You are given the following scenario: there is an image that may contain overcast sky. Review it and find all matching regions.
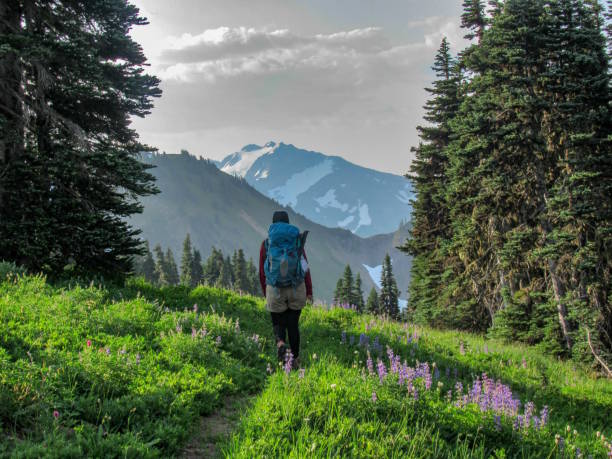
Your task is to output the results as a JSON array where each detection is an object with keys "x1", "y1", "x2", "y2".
[{"x1": 129, "y1": 0, "x2": 467, "y2": 174}]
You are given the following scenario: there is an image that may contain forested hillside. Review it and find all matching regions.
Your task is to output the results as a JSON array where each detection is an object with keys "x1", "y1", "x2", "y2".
[{"x1": 403, "y1": 0, "x2": 611, "y2": 368}]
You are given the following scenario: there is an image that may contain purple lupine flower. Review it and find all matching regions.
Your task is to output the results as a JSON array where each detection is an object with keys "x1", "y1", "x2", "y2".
[
  {"x1": 341, "y1": 331, "x2": 347, "y2": 344},
  {"x1": 53, "y1": 410, "x2": 59, "y2": 419},
  {"x1": 215, "y1": 335, "x2": 222, "y2": 346},
  {"x1": 359, "y1": 333, "x2": 369, "y2": 347},
  {"x1": 539, "y1": 405, "x2": 549, "y2": 427},
  {"x1": 105, "y1": 347, "x2": 111, "y2": 356},
  {"x1": 200, "y1": 325, "x2": 208, "y2": 337},
  {"x1": 366, "y1": 351, "x2": 374, "y2": 375},
  {"x1": 284, "y1": 350, "x2": 294, "y2": 375},
  {"x1": 349, "y1": 335, "x2": 355, "y2": 346},
  {"x1": 377, "y1": 359, "x2": 387, "y2": 384},
  {"x1": 371, "y1": 391, "x2": 377, "y2": 402},
  {"x1": 434, "y1": 367, "x2": 440, "y2": 381}
]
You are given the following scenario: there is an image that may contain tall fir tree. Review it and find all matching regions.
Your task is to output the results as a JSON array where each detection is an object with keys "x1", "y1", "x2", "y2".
[
  {"x1": 379, "y1": 254, "x2": 399, "y2": 319},
  {"x1": 203, "y1": 247, "x2": 224, "y2": 286},
  {"x1": 180, "y1": 234, "x2": 194, "y2": 287},
  {"x1": 366, "y1": 287, "x2": 380, "y2": 315},
  {"x1": 165, "y1": 248, "x2": 179, "y2": 286},
  {"x1": 153, "y1": 244, "x2": 167, "y2": 286},
  {"x1": 401, "y1": 37, "x2": 461, "y2": 327},
  {"x1": 233, "y1": 249, "x2": 249, "y2": 293},
  {"x1": 0, "y1": 1, "x2": 161, "y2": 279},
  {"x1": 191, "y1": 249, "x2": 204, "y2": 287},
  {"x1": 139, "y1": 241, "x2": 157, "y2": 284},
  {"x1": 340, "y1": 265, "x2": 355, "y2": 306},
  {"x1": 353, "y1": 273, "x2": 365, "y2": 312},
  {"x1": 246, "y1": 258, "x2": 260, "y2": 296},
  {"x1": 333, "y1": 278, "x2": 343, "y2": 305}
]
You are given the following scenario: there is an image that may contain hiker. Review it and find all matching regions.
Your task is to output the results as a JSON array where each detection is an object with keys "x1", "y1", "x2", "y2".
[{"x1": 259, "y1": 211, "x2": 312, "y2": 369}]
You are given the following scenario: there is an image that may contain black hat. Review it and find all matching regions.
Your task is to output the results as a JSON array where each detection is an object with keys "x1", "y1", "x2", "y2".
[{"x1": 272, "y1": 211, "x2": 289, "y2": 224}]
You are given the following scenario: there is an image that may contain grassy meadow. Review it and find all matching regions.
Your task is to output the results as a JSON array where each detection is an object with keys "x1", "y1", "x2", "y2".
[{"x1": 0, "y1": 275, "x2": 610, "y2": 458}]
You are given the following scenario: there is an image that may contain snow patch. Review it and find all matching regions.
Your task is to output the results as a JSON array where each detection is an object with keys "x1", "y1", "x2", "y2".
[
  {"x1": 254, "y1": 169, "x2": 269, "y2": 180},
  {"x1": 268, "y1": 159, "x2": 334, "y2": 207},
  {"x1": 338, "y1": 215, "x2": 355, "y2": 227},
  {"x1": 363, "y1": 264, "x2": 382, "y2": 289},
  {"x1": 354, "y1": 202, "x2": 372, "y2": 233},
  {"x1": 221, "y1": 145, "x2": 274, "y2": 177},
  {"x1": 315, "y1": 189, "x2": 349, "y2": 212}
]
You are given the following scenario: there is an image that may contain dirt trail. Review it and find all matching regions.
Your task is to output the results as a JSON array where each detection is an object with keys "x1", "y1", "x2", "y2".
[{"x1": 182, "y1": 395, "x2": 253, "y2": 459}]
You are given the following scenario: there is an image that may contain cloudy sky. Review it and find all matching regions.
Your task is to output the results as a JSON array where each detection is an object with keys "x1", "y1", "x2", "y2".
[{"x1": 129, "y1": 0, "x2": 467, "y2": 174}]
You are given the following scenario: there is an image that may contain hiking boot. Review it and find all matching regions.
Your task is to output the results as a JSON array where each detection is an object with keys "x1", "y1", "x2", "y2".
[{"x1": 277, "y1": 343, "x2": 288, "y2": 362}]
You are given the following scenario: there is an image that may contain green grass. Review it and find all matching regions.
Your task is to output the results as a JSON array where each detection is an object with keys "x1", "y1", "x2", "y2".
[{"x1": 0, "y1": 275, "x2": 610, "y2": 458}]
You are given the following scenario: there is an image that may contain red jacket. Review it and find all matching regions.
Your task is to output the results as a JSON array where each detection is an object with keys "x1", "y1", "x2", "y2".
[{"x1": 259, "y1": 240, "x2": 313, "y2": 297}]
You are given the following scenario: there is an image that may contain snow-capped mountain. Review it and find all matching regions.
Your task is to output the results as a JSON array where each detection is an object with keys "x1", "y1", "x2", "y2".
[{"x1": 217, "y1": 141, "x2": 413, "y2": 237}]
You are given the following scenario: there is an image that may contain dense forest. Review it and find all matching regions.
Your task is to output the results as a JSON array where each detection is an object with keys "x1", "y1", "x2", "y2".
[
  {"x1": 403, "y1": 0, "x2": 611, "y2": 369},
  {"x1": 134, "y1": 234, "x2": 262, "y2": 296}
]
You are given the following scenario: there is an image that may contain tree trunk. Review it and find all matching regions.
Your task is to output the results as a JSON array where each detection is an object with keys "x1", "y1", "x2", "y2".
[{"x1": 548, "y1": 257, "x2": 573, "y2": 351}]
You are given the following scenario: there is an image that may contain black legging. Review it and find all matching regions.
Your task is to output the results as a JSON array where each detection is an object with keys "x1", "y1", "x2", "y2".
[{"x1": 270, "y1": 308, "x2": 302, "y2": 358}]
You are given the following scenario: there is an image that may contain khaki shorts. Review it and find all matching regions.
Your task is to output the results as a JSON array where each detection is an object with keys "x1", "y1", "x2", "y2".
[{"x1": 265, "y1": 281, "x2": 307, "y2": 313}]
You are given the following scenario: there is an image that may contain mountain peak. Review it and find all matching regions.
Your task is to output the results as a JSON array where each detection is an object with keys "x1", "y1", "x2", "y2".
[
  {"x1": 241, "y1": 144, "x2": 262, "y2": 152},
  {"x1": 264, "y1": 141, "x2": 277, "y2": 148}
]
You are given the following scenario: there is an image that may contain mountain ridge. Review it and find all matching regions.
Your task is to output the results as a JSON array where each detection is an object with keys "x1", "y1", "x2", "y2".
[{"x1": 216, "y1": 142, "x2": 413, "y2": 237}]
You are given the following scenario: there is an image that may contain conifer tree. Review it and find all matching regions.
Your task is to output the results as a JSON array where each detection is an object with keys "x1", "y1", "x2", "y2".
[
  {"x1": 191, "y1": 249, "x2": 204, "y2": 287},
  {"x1": 203, "y1": 247, "x2": 223, "y2": 286},
  {"x1": 217, "y1": 256, "x2": 233, "y2": 288},
  {"x1": 165, "y1": 248, "x2": 179, "y2": 286},
  {"x1": 180, "y1": 234, "x2": 194, "y2": 287},
  {"x1": 341, "y1": 265, "x2": 354, "y2": 305},
  {"x1": 461, "y1": 0, "x2": 486, "y2": 41},
  {"x1": 0, "y1": 1, "x2": 161, "y2": 279},
  {"x1": 246, "y1": 258, "x2": 260, "y2": 296},
  {"x1": 366, "y1": 287, "x2": 380, "y2": 315},
  {"x1": 401, "y1": 37, "x2": 461, "y2": 327},
  {"x1": 353, "y1": 273, "x2": 365, "y2": 312},
  {"x1": 233, "y1": 249, "x2": 249, "y2": 293},
  {"x1": 139, "y1": 242, "x2": 157, "y2": 284},
  {"x1": 333, "y1": 279, "x2": 343, "y2": 305},
  {"x1": 153, "y1": 244, "x2": 167, "y2": 286},
  {"x1": 379, "y1": 254, "x2": 399, "y2": 319}
]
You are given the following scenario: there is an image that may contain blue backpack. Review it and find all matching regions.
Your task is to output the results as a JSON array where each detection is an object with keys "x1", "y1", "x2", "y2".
[{"x1": 264, "y1": 222, "x2": 307, "y2": 288}]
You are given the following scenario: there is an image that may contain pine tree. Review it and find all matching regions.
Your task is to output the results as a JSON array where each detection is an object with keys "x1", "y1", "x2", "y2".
[
  {"x1": 233, "y1": 249, "x2": 249, "y2": 293},
  {"x1": 366, "y1": 287, "x2": 380, "y2": 315},
  {"x1": 180, "y1": 234, "x2": 194, "y2": 287},
  {"x1": 379, "y1": 254, "x2": 399, "y2": 319},
  {"x1": 203, "y1": 247, "x2": 223, "y2": 286},
  {"x1": 333, "y1": 279, "x2": 343, "y2": 305},
  {"x1": 191, "y1": 249, "x2": 204, "y2": 287},
  {"x1": 217, "y1": 256, "x2": 233, "y2": 289},
  {"x1": 0, "y1": 1, "x2": 161, "y2": 279},
  {"x1": 139, "y1": 241, "x2": 157, "y2": 284},
  {"x1": 340, "y1": 265, "x2": 354, "y2": 306},
  {"x1": 461, "y1": 0, "x2": 486, "y2": 41},
  {"x1": 401, "y1": 37, "x2": 461, "y2": 327},
  {"x1": 246, "y1": 258, "x2": 260, "y2": 296},
  {"x1": 165, "y1": 248, "x2": 179, "y2": 286},
  {"x1": 153, "y1": 244, "x2": 167, "y2": 286},
  {"x1": 353, "y1": 273, "x2": 365, "y2": 312}
]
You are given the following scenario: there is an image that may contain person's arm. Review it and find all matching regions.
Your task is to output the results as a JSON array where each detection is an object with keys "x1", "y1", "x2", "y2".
[
  {"x1": 259, "y1": 240, "x2": 267, "y2": 296},
  {"x1": 303, "y1": 250, "x2": 313, "y2": 301}
]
